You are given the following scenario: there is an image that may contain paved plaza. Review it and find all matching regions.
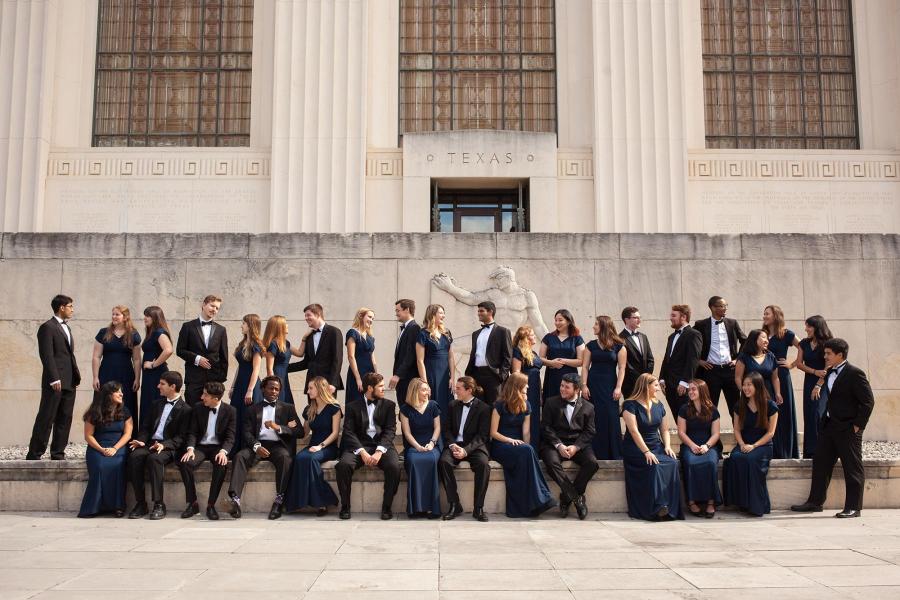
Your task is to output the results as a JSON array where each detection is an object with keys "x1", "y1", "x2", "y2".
[{"x1": 2, "y1": 510, "x2": 900, "y2": 599}]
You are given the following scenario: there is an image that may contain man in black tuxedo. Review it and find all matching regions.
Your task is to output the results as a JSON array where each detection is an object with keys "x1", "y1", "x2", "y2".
[
  {"x1": 127, "y1": 371, "x2": 191, "y2": 520},
  {"x1": 178, "y1": 381, "x2": 236, "y2": 520},
  {"x1": 27, "y1": 295, "x2": 81, "y2": 460},
  {"x1": 694, "y1": 296, "x2": 746, "y2": 416},
  {"x1": 287, "y1": 303, "x2": 343, "y2": 396},
  {"x1": 791, "y1": 339, "x2": 875, "y2": 518},
  {"x1": 464, "y1": 301, "x2": 512, "y2": 406},
  {"x1": 389, "y1": 299, "x2": 421, "y2": 406},
  {"x1": 176, "y1": 295, "x2": 228, "y2": 406},
  {"x1": 227, "y1": 376, "x2": 300, "y2": 520},
  {"x1": 659, "y1": 304, "x2": 703, "y2": 417},
  {"x1": 619, "y1": 306, "x2": 654, "y2": 399},
  {"x1": 335, "y1": 372, "x2": 400, "y2": 520},
  {"x1": 439, "y1": 377, "x2": 492, "y2": 522},
  {"x1": 541, "y1": 373, "x2": 599, "y2": 520}
]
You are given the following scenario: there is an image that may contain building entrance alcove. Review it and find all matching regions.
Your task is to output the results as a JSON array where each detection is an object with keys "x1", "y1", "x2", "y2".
[{"x1": 431, "y1": 178, "x2": 529, "y2": 232}]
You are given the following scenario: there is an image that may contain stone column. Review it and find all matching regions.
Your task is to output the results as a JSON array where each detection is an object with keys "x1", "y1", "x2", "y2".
[{"x1": 269, "y1": 0, "x2": 368, "y2": 232}]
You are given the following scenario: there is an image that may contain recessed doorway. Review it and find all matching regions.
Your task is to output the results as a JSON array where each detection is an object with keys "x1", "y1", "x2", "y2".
[{"x1": 431, "y1": 180, "x2": 529, "y2": 233}]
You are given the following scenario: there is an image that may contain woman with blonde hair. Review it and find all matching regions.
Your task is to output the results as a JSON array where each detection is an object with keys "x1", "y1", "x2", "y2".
[
  {"x1": 490, "y1": 373, "x2": 555, "y2": 518},
  {"x1": 230, "y1": 313, "x2": 263, "y2": 452},
  {"x1": 762, "y1": 305, "x2": 800, "y2": 459},
  {"x1": 92, "y1": 306, "x2": 142, "y2": 426},
  {"x1": 346, "y1": 307, "x2": 377, "y2": 404},
  {"x1": 263, "y1": 315, "x2": 303, "y2": 404},
  {"x1": 511, "y1": 324, "x2": 545, "y2": 449},
  {"x1": 416, "y1": 304, "x2": 456, "y2": 416},
  {"x1": 582, "y1": 315, "x2": 627, "y2": 459},
  {"x1": 400, "y1": 377, "x2": 442, "y2": 518}
]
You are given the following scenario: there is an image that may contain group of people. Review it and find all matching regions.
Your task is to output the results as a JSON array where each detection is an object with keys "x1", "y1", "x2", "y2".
[{"x1": 27, "y1": 292, "x2": 874, "y2": 522}]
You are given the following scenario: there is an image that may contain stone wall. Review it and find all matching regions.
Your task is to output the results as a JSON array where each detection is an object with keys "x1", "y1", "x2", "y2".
[{"x1": 1, "y1": 233, "x2": 898, "y2": 445}]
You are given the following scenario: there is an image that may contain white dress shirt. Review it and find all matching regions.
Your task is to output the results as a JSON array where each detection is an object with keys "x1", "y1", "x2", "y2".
[
  {"x1": 827, "y1": 361, "x2": 847, "y2": 393},
  {"x1": 564, "y1": 399, "x2": 576, "y2": 426},
  {"x1": 670, "y1": 327, "x2": 685, "y2": 357},
  {"x1": 624, "y1": 326, "x2": 641, "y2": 355},
  {"x1": 199, "y1": 404, "x2": 221, "y2": 446},
  {"x1": 313, "y1": 323, "x2": 326, "y2": 353},
  {"x1": 54, "y1": 315, "x2": 72, "y2": 346},
  {"x1": 474, "y1": 323, "x2": 494, "y2": 367},
  {"x1": 456, "y1": 401, "x2": 472, "y2": 442},
  {"x1": 355, "y1": 400, "x2": 388, "y2": 455},
  {"x1": 258, "y1": 402, "x2": 279, "y2": 441},
  {"x1": 152, "y1": 400, "x2": 177, "y2": 441},
  {"x1": 194, "y1": 316, "x2": 214, "y2": 365},
  {"x1": 708, "y1": 319, "x2": 732, "y2": 365}
]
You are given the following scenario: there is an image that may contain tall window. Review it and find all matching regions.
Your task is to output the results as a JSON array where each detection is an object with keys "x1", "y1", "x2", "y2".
[
  {"x1": 702, "y1": 0, "x2": 858, "y2": 149},
  {"x1": 93, "y1": 0, "x2": 253, "y2": 147},
  {"x1": 400, "y1": 0, "x2": 556, "y2": 136}
]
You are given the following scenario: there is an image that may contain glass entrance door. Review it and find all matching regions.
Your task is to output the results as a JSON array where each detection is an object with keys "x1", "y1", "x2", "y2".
[{"x1": 432, "y1": 185, "x2": 528, "y2": 233}]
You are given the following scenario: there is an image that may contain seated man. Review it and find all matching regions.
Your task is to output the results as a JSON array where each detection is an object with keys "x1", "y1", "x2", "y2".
[
  {"x1": 127, "y1": 371, "x2": 191, "y2": 520},
  {"x1": 335, "y1": 372, "x2": 400, "y2": 520},
  {"x1": 178, "y1": 381, "x2": 236, "y2": 520},
  {"x1": 227, "y1": 376, "x2": 300, "y2": 520},
  {"x1": 540, "y1": 373, "x2": 599, "y2": 520}
]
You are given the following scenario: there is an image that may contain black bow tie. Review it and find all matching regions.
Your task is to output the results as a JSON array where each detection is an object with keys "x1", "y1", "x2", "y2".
[
  {"x1": 566, "y1": 401, "x2": 577, "y2": 408},
  {"x1": 714, "y1": 319, "x2": 724, "y2": 325},
  {"x1": 209, "y1": 407, "x2": 217, "y2": 415},
  {"x1": 200, "y1": 321, "x2": 212, "y2": 327},
  {"x1": 263, "y1": 400, "x2": 276, "y2": 407},
  {"x1": 481, "y1": 323, "x2": 493, "y2": 329},
  {"x1": 313, "y1": 328, "x2": 322, "y2": 334},
  {"x1": 399, "y1": 323, "x2": 406, "y2": 330},
  {"x1": 367, "y1": 400, "x2": 377, "y2": 407},
  {"x1": 461, "y1": 401, "x2": 473, "y2": 408},
  {"x1": 166, "y1": 400, "x2": 177, "y2": 406}
]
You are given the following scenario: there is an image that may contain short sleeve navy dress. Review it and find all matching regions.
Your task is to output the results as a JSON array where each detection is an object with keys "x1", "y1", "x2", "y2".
[
  {"x1": 345, "y1": 329, "x2": 375, "y2": 405},
  {"x1": 491, "y1": 403, "x2": 555, "y2": 518},
  {"x1": 400, "y1": 401, "x2": 442, "y2": 516},
  {"x1": 231, "y1": 343, "x2": 263, "y2": 453},
  {"x1": 768, "y1": 331, "x2": 799, "y2": 459},
  {"x1": 541, "y1": 333, "x2": 585, "y2": 401},
  {"x1": 417, "y1": 330, "x2": 452, "y2": 417},
  {"x1": 586, "y1": 340, "x2": 624, "y2": 459},
  {"x1": 96, "y1": 328, "x2": 142, "y2": 423},
  {"x1": 78, "y1": 407, "x2": 131, "y2": 517},
  {"x1": 513, "y1": 347, "x2": 544, "y2": 450},
  {"x1": 723, "y1": 399, "x2": 778, "y2": 516},
  {"x1": 799, "y1": 338, "x2": 827, "y2": 458},
  {"x1": 677, "y1": 405, "x2": 723, "y2": 506},
  {"x1": 267, "y1": 340, "x2": 294, "y2": 404},
  {"x1": 140, "y1": 328, "x2": 169, "y2": 430},
  {"x1": 285, "y1": 402, "x2": 340, "y2": 511}
]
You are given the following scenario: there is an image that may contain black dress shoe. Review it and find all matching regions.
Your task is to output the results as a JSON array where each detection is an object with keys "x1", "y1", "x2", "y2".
[
  {"x1": 149, "y1": 503, "x2": 167, "y2": 520},
  {"x1": 381, "y1": 508, "x2": 393, "y2": 520},
  {"x1": 128, "y1": 503, "x2": 148, "y2": 519},
  {"x1": 181, "y1": 503, "x2": 199, "y2": 519},
  {"x1": 50, "y1": 455, "x2": 66, "y2": 461},
  {"x1": 835, "y1": 509, "x2": 861, "y2": 518},
  {"x1": 317, "y1": 507, "x2": 328, "y2": 517},
  {"x1": 268, "y1": 502, "x2": 283, "y2": 520},
  {"x1": 113, "y1": 509, "x2": 125, "y2": 518},
  {"x1": 559, "y1": 494, "x2": 572, "y2": 518},
  {"x1": 339, "y1": 506, "x2": 351, "y2": 520},
  {"x1": 791, "y1": 503, "x2": 824, "y2": 513},
  {"x1": 442, "y1": 502, "x2": 464, "y2": 521},
  {"x1": 228, "y1": 495, "x2": 242, "y2": 519},
  {"x1": 206, "y1": 506, "x2": 220, "y2": 520},
  {"x1": 473, "y1": 508, "x2": 489, "y2": 522},
  {"x1": 574, "y1": 495, "x2": 588, "y2": 521}
]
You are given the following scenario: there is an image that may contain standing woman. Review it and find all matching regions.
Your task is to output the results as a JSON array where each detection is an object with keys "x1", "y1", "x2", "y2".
[
  {"x1": 263, "y1": 315, "x2": 302, "y2": 404},
  {"x1": 512, "y1": 325, "x2": 545, "y2": 450},
  {"x1": 346, "y1": 307, "x2": 377, "y2": 405},
  {"x1": 231, "y1": 314, "x2": 264, "y2": 453},
  {"x1": 677, "y1": 380, "x2": 722, "y2": 518},
  {"x1": 92, "y1": 306, "x2": 142, "y2": 424},
  {"x1": 284, "y1": 376, "x2": 342, "y2": 515},
  {"x1": 140, "y1": 306, "x2": 173, "y2": 430},
  {"x1": 400, "y1": 378, "x2": 443, "y2": 518},
  {"x1": 723, "y1": 372, "x2": 779, "y2": 516},
  {"x1": 621, "y1": 373, "x2": 683, "y2": 521},
  {"x1": 490, "y1": 373, "x2": 556, "y2": 518},
  {"x1": 581, "y1": 315, "x2": 626, "y2": 459},
  {"x1": 78, "y1": 381, "x2": 133, "y2": 518},
  {"x1": 734, "y1": 329, "x2": 781, "y2": 417},
  {"x1": 539, "y1": 309, "x2": 585, "y2": 402},
  {"x1": 416, "y1": 304, "x2": 456, "y2": 418},
  {"x1": 795, "y1": 315, "x2": 832, "y2": 458},
  {"x1": 763, "y1": 305, "x2": 800, "y2": 459}
]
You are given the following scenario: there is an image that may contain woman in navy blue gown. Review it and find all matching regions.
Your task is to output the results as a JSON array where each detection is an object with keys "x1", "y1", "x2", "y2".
[
  {"x1": 285, "y1": 377, "x2": 342, "y2": 515},
  {"x1": 511, "y1": 325, "x2": 545, "y2": 450},
  {"x1": 621, "y1": 373, "x2": 684, "y2": 521},
  {"x1": 400, "y1": 378, "x2": 443, "y2": 518},
  {"x1": 79, "y1": 381, "x2": 133, "y2": 518},
  {"x1": 491, "y1": 373, "x2": 556, "y2": 518},
  {"x1": 763, "y1": 305, "x2": 800, "y2": 459},
  {"x1": 677, "y1": 380, "x2": 722, "y2": 518},
  {"x1": 724, "y1": 372, "x2": 779, "y2": 516},
  {"x1": 230, "y1": 314, "x2": 264, "y2": 453},
  {"x1": 263, "y1": 315, "x2": 303, "y2": 404},
  {"x1": 539, "y1": 309, "x2": 585, "y2": 402},
  {"x1": 416, "y1": 304, "x2": 455, "y2": 418},
  {"x1": 582, "y1": 316, "x2": 626, "y2": 460},
  {"x1": 794, "y1": 315, "x2": 832, "y2": 458},
  {"x1": 139, "y1": 306, "x2": 172, "y2": 430},
  {"x1": 345, "y1": 307, "x2": 377, "y2": 405},
  {"x1": 92, "y1": 306, "x2": 142, "y2": 425},
  {"x1": 734, "y1": 329, "x2": 786, "y2": 458}
]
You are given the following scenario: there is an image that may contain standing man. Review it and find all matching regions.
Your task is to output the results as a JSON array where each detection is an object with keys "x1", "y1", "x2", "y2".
[
  {"x1": 619, "y1": 306, "x2": 654, "y2": 399},
  {"x1": 176, "y1": 295, "x2": 228, "y2": 406},
  {"x1": 694, "y1": 296, "x2": 746, "y2": 416},
  {"x1": 287, "y1": 304, "x2": 343, "y2": 396},
  {"x1": 389, "y1": 299, "x2": 421, "y2": 405},
  {"x1": 464, "y1": 301, "x2": 512, "y2": 406},
  {"x1": 659, "y1": 305, "x2": 703, "y2": 417},
  {"x1": 27, "y1": 295, "x2": 82, "y2": 460},
  {"x1": 791, "y1": 339, "x2": 875, "y2": 518}
]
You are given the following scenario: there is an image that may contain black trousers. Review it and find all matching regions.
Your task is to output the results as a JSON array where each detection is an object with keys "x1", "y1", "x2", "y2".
[
  {"x1": 127, "y1": 446, "x2": 180, "y2": 504},
  {"x1": 438, "y1": 447, "x2": 490, "y2": 509},
  {"x1": 229, "y1": 441, "x2": 292, "y2": 498},
  {"x1": 541, "y1": 446, "x2": 599, "y2": 503},
  {"x1": 27, "y1": 386, "x2": 76, "y2": 459},
  {"x1": 178, "y1": 444, "x2": 228, "y2": 505},
  {"x1": 698, "y1": 365, "x2": 740, "y2": 416},
  {"x1": 184, "y1": 382, "x2": 205, "y2": 407},
  {"x1": 335, "y1": 447, "x2": 401, "y2": 510},
  {"x1": 806, "y1": 425, "x2": 865, "y2": 511},
  {"x1": 396, "y1": 377, "x2": 412, "y2": 408},
  {"x1": 662, "y1": 377, "x2": 688, "y2": 419},
  {"x1": 471, "y1": 367, "x2": 502, "y2": 406}
]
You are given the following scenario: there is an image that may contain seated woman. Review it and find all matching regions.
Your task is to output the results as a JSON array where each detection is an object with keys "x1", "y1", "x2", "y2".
[
  {"x1": 285, "y1": 377, "x2": 342, "y2": 515},
  {"x1": 724, "y1": 372, "x2": 779, "y2": 517},
  {"x1": 621, "y1": 373, "x2": 683, "y2": 521},
  {"x1": 79, "y1": 381, "x2": 134, "y2": 518},
  {"x1": 400, "y1": 378, "x2": 442, "y2": 518},
  {"x1": 490, "y1": 373, "x2": 556, "y2": 518},
  {"x1": 677, "y1": 379, "x2": 722, "y2": 518}
]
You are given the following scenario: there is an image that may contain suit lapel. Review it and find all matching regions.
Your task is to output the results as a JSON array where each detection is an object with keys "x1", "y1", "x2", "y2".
[{"x1": 360, "y1": 401, "x2": 370, "y2": 434}]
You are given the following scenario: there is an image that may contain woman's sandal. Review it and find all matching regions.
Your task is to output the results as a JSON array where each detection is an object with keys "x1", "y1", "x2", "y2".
[{"x1": 688, "y1": 501, "x2": 702, "y2": 517}]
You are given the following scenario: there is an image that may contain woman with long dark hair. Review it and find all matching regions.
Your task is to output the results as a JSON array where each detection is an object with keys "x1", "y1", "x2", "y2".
[
  {"x1": 92, "y1": 306, "x2": 142, "y2": 426},
  {"x1": 677, "y1": 379, "x2": 722, "y2": 518},
  {"x1": 762, "y1": 305, "x2": 800, "y2": 459},
  {"x1": 230, "y1": 314, "x2": 264, "y2": 452},
  {"x1": 539, "y1": 309, "x2": 585, "y2": 402},
  {"x1": 581, "y1": 315, "x2": 626, "y2": 459},
  {"x1": 140, "y1": 306, "x2": 172, "y2": 429},
  {"x1": 794, "y1": 315, "x2": 832, "y2": 458}
]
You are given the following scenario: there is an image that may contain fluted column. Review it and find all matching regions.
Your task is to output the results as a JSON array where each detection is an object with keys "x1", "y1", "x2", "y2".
[{"x1": 269, "y1": 0, "x2": 368, "y2": 232}]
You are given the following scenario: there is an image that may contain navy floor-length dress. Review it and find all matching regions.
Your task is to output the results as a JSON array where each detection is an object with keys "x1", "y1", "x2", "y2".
[
  {"x1": 140, "y1": 328, "x2": 169, "y2": 431},
  {"x1": 345, "y1": 329, "x2": 375, "y2": 405},
  {"x1": 621, "y1": 400, "x2": 684, "y2": 520},
  {"x1": 400, "y1": 401, "x2": 442, "y2": 515},
  {"x1": 541, "y1": 333, "x2": 584, "y2": 401},
  {"x1": 267, "y1": 340, "x2": 295, "y2": 404},
  {"x1": 231, "y1": 344, "x2": 263, "y2": 453},
  {"x1": 418, "y1": 330, "x2": 452, "y2": 417},
  {"x1": 723, "y1": 399, "x2": 778, "y2": 516},
  {"x1": 491, "y1": 403, "x2": 555, "y2": 518},
  {"x1": 96, "y1": 328, "x2": 141, "y2": 425},
  {"x1": 78, "y1": 408, "x2": 130, "y2": 517},
  {"x1": 769, "y1": 331, "x2": 799, "y2": 459},
  {"x1": 677, "y1": 405, "x2": 723, "y2": 505},
  {"x1": 799, "y1": 338, "x2": 827, "y2": 458},
  {"x1": 285, "y1": 403, "x2": 340, "y2": 511},
  {"x1": 513, "y1": 347, "x2": 544, "y2": 450},
  {"x1": 586, "y1": 340, "x2": 624, "y2": 459}
]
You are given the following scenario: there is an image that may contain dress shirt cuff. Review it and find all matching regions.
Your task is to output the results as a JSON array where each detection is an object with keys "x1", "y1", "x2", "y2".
[
  {"x1": 186, "y1": 446, "x2": 194, "y2": 452},
  {"x1": 49, "y1": 380, "x2": 61, "y2": 387},
  {"x1": 194, "y1": 355, "x2": 201, "y2": 366},
  {"x1": 252, "y1": 443, "x2": 261, "y2": 452},
  {"x1": 555, "y1": 442, "x2": 563, "y2": 449},
  {"x1": 353, "y1": 448, "x2": 363, "y2": 455},
  {"x1": 376, "y1": 445, "x2": 387, "y2": 454}
]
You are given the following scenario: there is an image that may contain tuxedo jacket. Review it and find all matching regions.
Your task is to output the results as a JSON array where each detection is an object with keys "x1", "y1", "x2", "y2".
[
  {"x1": 693, "y1": 317, "x2": 747, "y2": 366},
  {"x1": 242, "y1": 401, "x2": 301, "y2": 452},
  {"x1": 823, "y1": 362, "x2": 875, "y2": 432},
  {"x1": 176, "y1": 319, "x2": 229, "y2": 384},
  {"x1": 341, "y1": 397, "x2": 397, "y2": 453},
  {"x1": 441, "y1": 398, "x2": 491, "y2": 457},
  {"x1": 393, "y1": 320, "x2": 422, "y2": 380},
  {"x1": 619, "y1": 329, "x2": 654, "y2": 389},
  {"x1": 287, "y1": 324, "x2": 344, "y2": 390},
  {"x1": 660, "y1": 326, "x2": 703, "y2": 389},
  {"x1": 185, "y1": 402, "x2": 236, "y2": 454},
  {"x1": 135, "y1": 396, "x2": 191, "y2": 449},
  {"x1": 465, "y1": 324, "x2": 513, "y2": 381},
  {"x1": 540, "y1": 395, "x2": 596, "y2": 452},
  {"x1": 37, "y1": 317, "x2": 81, "y2": 390}
]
